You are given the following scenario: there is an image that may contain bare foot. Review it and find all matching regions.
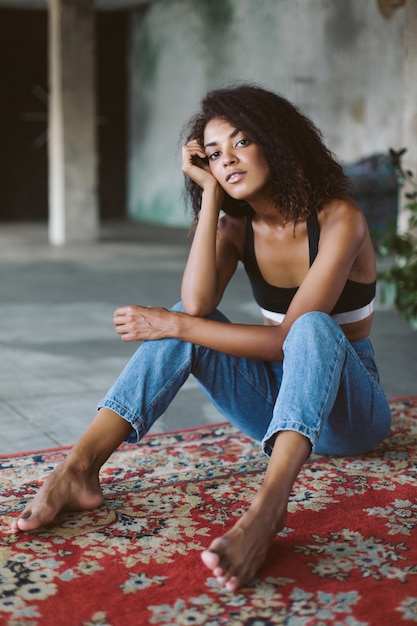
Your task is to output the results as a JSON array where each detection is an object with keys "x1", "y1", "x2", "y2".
[
  {"x1": 201, "y1": 502, "x2": 287, "y2": 592},
  {"x1": 201, "y1": 431, "x2": 311, "y2": 591},
  {"x1": 10, "y1": 457, "x2": 104, "y2": 532}
]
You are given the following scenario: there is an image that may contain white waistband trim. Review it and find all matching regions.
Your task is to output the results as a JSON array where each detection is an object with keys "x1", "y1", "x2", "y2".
[{"x1": 261, "y1": 298, "x2": 375, "y2": 325}]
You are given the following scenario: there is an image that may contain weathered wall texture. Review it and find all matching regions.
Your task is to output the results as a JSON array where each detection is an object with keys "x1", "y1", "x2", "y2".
[{"x1": 127, "y1": 0, "x2": 405, "y2": 227}]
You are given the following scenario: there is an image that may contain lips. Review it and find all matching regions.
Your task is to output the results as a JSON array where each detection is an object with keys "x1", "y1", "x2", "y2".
[{"x1": 225, "y1": 170, "x2": 246, "y2": 184}]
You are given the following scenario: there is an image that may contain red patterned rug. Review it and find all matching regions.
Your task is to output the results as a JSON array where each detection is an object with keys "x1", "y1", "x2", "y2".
[{"x1": 1, "y1": 397, "x2": 417, "y2": 626}]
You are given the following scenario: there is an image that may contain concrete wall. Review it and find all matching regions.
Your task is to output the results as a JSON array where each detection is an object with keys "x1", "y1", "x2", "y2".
[{"x1": 127, "y1": 0, "x2": 405, "y2": 227}]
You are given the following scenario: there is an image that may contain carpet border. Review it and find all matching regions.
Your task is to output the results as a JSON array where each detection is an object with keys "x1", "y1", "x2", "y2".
[{"x1": 1, "y1": 395, "x2": 416, "y2": 460}]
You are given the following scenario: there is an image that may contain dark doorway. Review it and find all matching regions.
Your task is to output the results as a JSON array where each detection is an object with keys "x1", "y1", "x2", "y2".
[
  {"x1": 0, "y1": 10, "x2": 48, "y2": 221},
  {"x1": 97, "y1": 11, "x2": 128, "y2": 220},
  {"x1": 0, "y1": 8, "x2": 127, "y2": 222}
]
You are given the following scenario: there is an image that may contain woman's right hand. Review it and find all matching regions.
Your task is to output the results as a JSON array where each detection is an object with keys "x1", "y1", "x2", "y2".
[{"x1": 181, "y1": 140, "x2": 220, "y2": 192}]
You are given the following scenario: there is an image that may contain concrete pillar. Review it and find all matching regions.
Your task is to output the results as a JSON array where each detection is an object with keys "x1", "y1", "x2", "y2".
[
  {"x1": 399, "y1": 0, "x2": 417, "y2": 232},
  {"x1": 48, "y1": 0, "x2": 98, "y2": 245}
]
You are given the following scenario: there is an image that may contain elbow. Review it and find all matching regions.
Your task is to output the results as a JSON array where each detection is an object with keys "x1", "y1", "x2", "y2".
[
  {"x1": 181, "y1": 297, "x2": 215, "y2": 318},
  {"x1": 271, "y1": 346, "x2": 284, "y2": 362}
]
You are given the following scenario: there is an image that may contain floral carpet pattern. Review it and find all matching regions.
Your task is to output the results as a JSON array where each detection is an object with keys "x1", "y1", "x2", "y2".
[{"x1": 1, "y1": 397, "x2": 417, "y2": 625}]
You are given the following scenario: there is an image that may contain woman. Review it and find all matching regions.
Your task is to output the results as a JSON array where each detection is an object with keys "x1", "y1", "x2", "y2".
[{"x1": 12, "y1": 85, "x2": 391, "y2": 593}]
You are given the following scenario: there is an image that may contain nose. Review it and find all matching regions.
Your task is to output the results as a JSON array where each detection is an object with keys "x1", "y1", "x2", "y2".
[{"x1": 222, "y1": 150, "x2": 237, "y2": 166}]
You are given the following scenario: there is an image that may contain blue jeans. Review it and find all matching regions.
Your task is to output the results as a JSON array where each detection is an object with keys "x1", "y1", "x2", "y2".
[{"x1": 98, "y1": 305, "x2": 391, "y2": 457}]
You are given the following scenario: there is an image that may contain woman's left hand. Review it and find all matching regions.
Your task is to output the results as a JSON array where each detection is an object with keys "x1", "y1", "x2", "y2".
[{"x1": 113, "y1": 305, "x2": 177, "y2": 342}]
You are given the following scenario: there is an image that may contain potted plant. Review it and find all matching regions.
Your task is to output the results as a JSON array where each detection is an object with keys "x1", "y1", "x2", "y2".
[{"x1": 377, "y1": 148, "x2": 417, "y2": 330}]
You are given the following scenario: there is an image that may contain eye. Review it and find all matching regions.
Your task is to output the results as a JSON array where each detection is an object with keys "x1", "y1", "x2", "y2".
[
  {"x1": 208, "y1": 150, "x2": 221, "y2": 161},
  {"x1": 236, "y1": 137, "x2": 251, "y2": 148}
]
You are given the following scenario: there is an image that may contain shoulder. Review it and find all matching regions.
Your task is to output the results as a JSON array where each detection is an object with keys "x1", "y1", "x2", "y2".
[
  {"x1": 318, "y1": 196, "x2": 368, "y2": 243},
  {"x1": 217, "y1": 215, "x2": 247, "y2": 258}
]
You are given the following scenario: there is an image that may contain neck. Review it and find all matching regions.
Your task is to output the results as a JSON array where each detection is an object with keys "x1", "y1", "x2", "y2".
[{"x1": 251, "y1": 202, "x2": 290, "y2": 228}]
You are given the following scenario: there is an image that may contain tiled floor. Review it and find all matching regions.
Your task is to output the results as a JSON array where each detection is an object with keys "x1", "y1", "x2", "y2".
[{"x1": 1, "y1": 221, "x2": 416, "y2": 454}]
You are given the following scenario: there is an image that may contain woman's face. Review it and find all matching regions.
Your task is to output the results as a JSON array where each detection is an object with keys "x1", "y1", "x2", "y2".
[{"x1": 203, "y1": 118, "x2": 272, "y2": 206}]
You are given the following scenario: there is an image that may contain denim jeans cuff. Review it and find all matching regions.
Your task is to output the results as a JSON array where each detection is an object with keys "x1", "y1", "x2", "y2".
[
  {"x1": 97, "y1": 399, "x2": 141, "y2": 444},
  {"x1": 262, "y1": 421, "x2": 317, "y2": 457}
]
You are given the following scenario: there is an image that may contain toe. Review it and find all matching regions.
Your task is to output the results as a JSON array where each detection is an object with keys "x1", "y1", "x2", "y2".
[
  {"x1": 11, "y1": 509, "x2": 31, "y2": 532},
  {"x1": 225, "y1": 576, "x2": 240, "y2": 593},
  {"x1": 213, "y1": 565, "x2": 225, "y2": 577},
  {"x1": 10, "y1": 520, "x2": 19, "y2": 533},
  {"x1": 216, "y1": 574, "x2": 228, "y2": 585},
  {"x1": 201, "y1": 549, "x2": 220, "y2": 571},
  {"x1": 15, "y1": 516, "x2": 37, "y2": 532}
]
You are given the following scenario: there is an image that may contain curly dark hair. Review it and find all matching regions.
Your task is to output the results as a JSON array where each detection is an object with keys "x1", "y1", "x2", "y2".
[{"x1": 183, "y1": 84, "x2": 351, "y2": 224}]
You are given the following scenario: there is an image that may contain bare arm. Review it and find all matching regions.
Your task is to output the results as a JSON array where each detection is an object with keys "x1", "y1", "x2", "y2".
[
  {"x1": 180, "y1": 140, "x2": 239, "y2": 316},
  {"x1": 114, "y1": 304, "x2": 286, "y2": 360},
  {"x1": 279, "y1": 199, "x2": 370, "y2": 337},
  {"x1": 114, "y1": 199, "x2": 371, "y2": 362}
]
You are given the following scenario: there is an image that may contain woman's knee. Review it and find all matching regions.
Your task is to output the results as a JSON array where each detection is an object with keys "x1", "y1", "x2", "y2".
[
  {"x1": 294, "y1": 310, "x2": 333, "y2": 329},
  {"x1": 284, "y1": 311, "x2": 343, "y2": 352},
  {"x1": 290, "y1": 311, "x2": 339, "y2": 335}
]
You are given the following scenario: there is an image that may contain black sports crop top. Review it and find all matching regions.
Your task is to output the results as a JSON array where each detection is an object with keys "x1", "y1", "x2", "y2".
[{"x1": 243, "y1": 213, "x2": 376, "y2": 315}]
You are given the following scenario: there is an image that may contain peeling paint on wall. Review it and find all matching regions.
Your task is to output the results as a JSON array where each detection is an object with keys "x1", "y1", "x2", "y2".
[
  {"x1": 325, "y1": 0, "x2": 364, "y2": 49},
  {"x1": 191, "y1": 0, "x2": 233, "y2": 85},
  {"x1": 349, "y1": 97, "x2": 365, "y2": 124}
]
